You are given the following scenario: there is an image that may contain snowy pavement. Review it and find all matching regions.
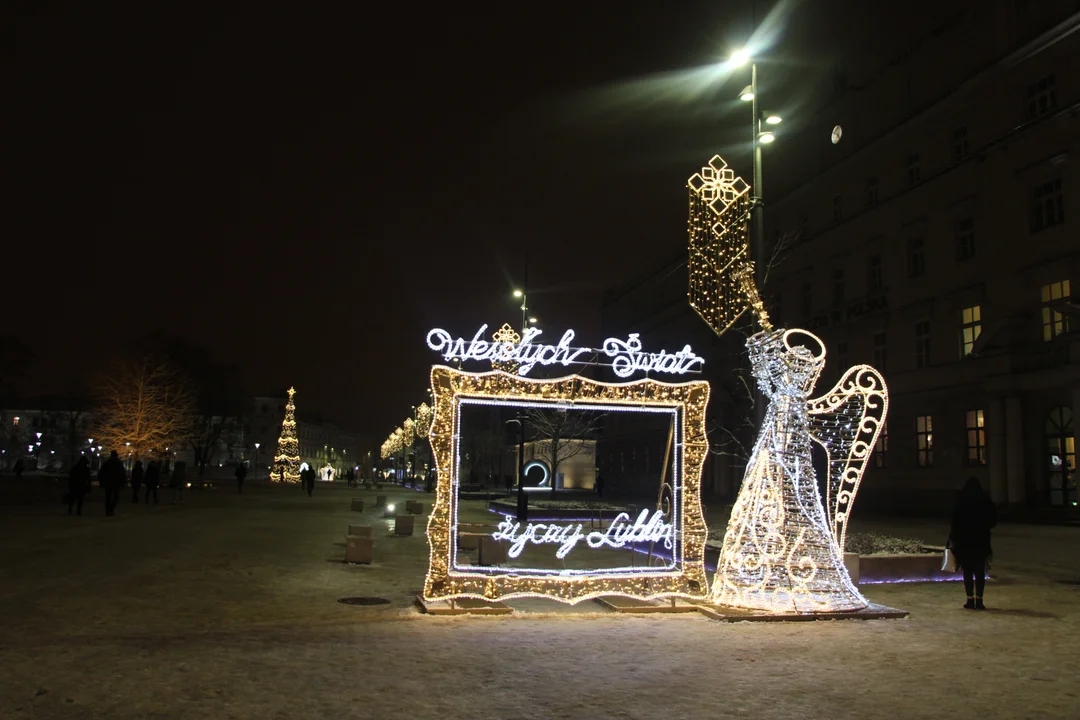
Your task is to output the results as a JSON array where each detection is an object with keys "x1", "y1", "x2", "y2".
[{"x1": 1, "y1": 479, "x2": 1077, "y2": 719}]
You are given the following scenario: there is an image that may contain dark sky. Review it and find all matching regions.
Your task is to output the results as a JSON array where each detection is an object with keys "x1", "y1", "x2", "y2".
[{"x1": 12, "y1": 0, "x2": 844, "y2": 438}]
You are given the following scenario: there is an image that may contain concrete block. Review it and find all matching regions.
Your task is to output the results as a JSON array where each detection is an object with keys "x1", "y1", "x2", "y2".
[
  {"x1": 458, "y1": 532, "x2": 481, "y2": 551},
  {"x1": 407, "y1": 500, "x2": 424, "y2": 514},
  {"x1": 843, "y1": 552, "x2": 861, "y2": 585},
  {"x1": 394, "y1": 515, "x2": 415, "y2": 536},
  {"x1": 478, "y1": 535, "x2": 507, "y2": 566},
  {"x1": 348, "y1": 524, "x2": 373, "y2": 538},
  {"x1": 345, "y1": 536, "x2": 373, "y2": 564},
  {"x1": 350, "y1": 499, "x2": 365, "y2": 512}
]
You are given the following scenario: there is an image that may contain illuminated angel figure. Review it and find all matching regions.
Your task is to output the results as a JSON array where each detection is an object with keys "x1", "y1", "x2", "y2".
[{"x1": 710, "y1": 328, "x2": 887, "y2": 613}]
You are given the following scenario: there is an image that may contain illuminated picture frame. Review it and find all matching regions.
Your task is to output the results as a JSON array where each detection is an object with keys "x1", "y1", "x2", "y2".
[{"x1": 422, "y1": 365, "x2": 710, "y2": 605}]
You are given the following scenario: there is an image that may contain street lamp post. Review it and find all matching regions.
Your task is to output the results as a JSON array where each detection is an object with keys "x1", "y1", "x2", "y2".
[
  {"x1": 253, "y1": 442, "x2": 261, "y2": 481},
  {"x1": 506, "y1": 415, "x2": 528, "y2": 523}
]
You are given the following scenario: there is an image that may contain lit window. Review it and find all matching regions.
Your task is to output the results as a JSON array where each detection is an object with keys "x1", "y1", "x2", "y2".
[
  {"x1": 955, "y1": 217, "x2": 975, "y2": 261},
  {"x1": 966, "y1": 410, "x2": 986, "y2": 466},
  {"x1": 915, "y1": 321, "x2": 931, "y2": 369},
  {"x1": 1041, "y1": 280, "x2": 1071, "y2": 341},
  {"x1": 908, "y1": 238, "x2": 925, "y2": 278},
  {"x1": 1026, "y1": 74, "x2": 1057, "y2": 119},
  {"x1": 907, "y1": 152, "x2": 921, "y2": 186},
  {"x1": 916, "y1": 415, "x2": 933, "y2": 467},
  {"x1": 960, "y1": 305, "x2": 982, "y2": 357},
  {"x1": 872, "y1": 331, "x2": 887, "y2": 371},
  {"x1": 873, "y1": 420, "x2": 888, "y2": 468},
  {"x1": 952, "y1": 126, "x2": 969, "y2": 162},
  {"x1": 1030, "y1": 178, "x2": 1064, "y2": 232},
  {"x1": 12, "y1": 416, "x2": 19, "y2": 427}
]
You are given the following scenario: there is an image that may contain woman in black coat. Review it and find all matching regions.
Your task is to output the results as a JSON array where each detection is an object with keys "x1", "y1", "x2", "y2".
[{"x1": 949, "y1": 477, "x2": 998, "y2": 609}]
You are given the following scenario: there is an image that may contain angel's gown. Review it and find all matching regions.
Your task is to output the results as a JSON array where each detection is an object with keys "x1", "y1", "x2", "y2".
[{"x1": 711, "y1": 328, "x2": 871, "y2": 613}]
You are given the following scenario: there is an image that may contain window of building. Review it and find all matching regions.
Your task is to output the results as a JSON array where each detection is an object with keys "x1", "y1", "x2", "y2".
[
  {"x1": 952, "y1": 126, "x2": 969, "y2": 162},
  {"x1": 12, "y1": 416, "x2": 19, "y2": 427},
  {"x1": 960, "y1": 305, "x2": 982, "y2": 357},
  {"x1": 867, "y1": 254, "x2": 883, "y2": 294},
  {"x1": 1030, "y1": 178, "x2": 1064, "y2": 232},
  {"x1": 916, "y1": 415, "x2": 933, "y2": 467},
  {"x1": 907, "y1": 152, "x2": 921, "y2": 186},
  {"x1": 955, "y1": 217, "x2": 975, "y2": 261},
  {"x1": 833, "y1": 194, "x2": 843, "y2": 223},
  {"x1": 873, "y1": 420, "x2": 888, "y2": 468},
  {"x1": 966, "y1": 409, "x2": 987, "y2": 466},
  {"x1": 833, "y1": 268, "x2": 845, "y2": 306},
  {"x1": 915, "y1": 320, "x2": 931, "y2": 369},
  {"x1": 1041, "y1": 280, "x2": 1072, "y2": 341},
  {"x1": 801, "y1": 282, "x2": 813, "y2": 320},
  {"x1": 872, "y1": 331, "x2": 887, "y2": 371},
  {"x1": 1026, "y1": 74, "x2": 1057, "y2": 119},
  {"x1": 866, "y1": 177, "x2": 878, "y2": 208},
  {"x1": 907, "y1": 238, "x2": 925, "y2": 278}
]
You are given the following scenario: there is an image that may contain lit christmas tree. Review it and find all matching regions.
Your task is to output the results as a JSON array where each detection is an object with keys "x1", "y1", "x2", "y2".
[{"x1": 272, "y1": 386, "x2": 301, "y2": 483}]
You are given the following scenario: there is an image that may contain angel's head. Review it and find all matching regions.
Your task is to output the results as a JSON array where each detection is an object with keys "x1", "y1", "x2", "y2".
[{"x1": 747, "y1": 328, "x2": 826, "y2": 398}]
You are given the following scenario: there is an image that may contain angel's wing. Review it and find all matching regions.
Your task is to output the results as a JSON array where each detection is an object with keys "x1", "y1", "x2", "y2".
[{"x1": 807, "y1": 365, "x2": 888, "y2": 551}]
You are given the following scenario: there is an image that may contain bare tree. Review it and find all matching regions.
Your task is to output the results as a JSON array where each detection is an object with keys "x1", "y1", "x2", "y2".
[
  {"x1": 525, "y1": 408, "x2": 604, "y2": 498},
  {"x1": 91, "y1": 356, "x2": 195, "y2": 462}
]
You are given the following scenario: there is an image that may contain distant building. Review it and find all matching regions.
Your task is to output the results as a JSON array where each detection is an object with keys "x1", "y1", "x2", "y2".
[{"x1": 249, "y1": 394, "x2": 370, "y2": 481}]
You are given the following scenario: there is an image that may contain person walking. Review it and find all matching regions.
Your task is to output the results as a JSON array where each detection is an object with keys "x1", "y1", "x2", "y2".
[
  {"x1": 303, "y1": 464, "x2": 316, "y2": 497},
  {"x1": 170, "y1": 461, "x2": 187, "y2": 504},
  {"x1": 14, "y1": 457, "x2": 24, "y2": 480},
  {"x1": 346, "y1": 467, "x2": 356, "y2": 488},
  {"x1": 98, "y1": 450, "x2": 126, "y2": 516},
  {"x1": 235, "y1": 461, "x2": 247, "y2": 494},
  {"x1": 144, "y1": 460, "x2": 161, "y2": 505},
  {"x1": 67, "y1": 456, "x2": 92, "y2": 516},
  {"x1": 949, "y1": 477, "x2": 998, "y2": 610},
  {"x1": 130, "y1": 460, "x2": 144, "y2": 503}
]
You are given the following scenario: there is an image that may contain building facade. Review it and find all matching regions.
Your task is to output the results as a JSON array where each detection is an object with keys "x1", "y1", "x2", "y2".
[{"x1": 603, "y1": 1, "x2": 1080, "y2": 514}]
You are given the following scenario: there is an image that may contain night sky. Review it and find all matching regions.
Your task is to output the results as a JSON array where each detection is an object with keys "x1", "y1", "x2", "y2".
[{"x1": 12, "y1": 1, "x2": 849, "y2": 437}]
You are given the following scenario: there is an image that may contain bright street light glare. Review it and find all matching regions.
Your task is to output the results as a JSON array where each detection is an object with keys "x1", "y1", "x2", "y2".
[
  {"x1": 739, "y1": 86, "x2": 754, "y2": 101},
  {"x1": 528, "y1": 317, "x2": 538, "y2": 324},
  {"x1": 729, "y1": 49, "x2": 751, "y2": 67},
  {"x1": 765, "y1": 115, "x2": 782, "y2": 125},
  {"x1": 512, "y1": 289, "x2": 523, "y2": 298},
  {"x1": 759, "y1": 132, "x2": 776, "y2": 144}
]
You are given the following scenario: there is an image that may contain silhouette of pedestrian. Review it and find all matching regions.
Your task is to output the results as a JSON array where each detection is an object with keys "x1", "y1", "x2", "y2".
[
  {"x1": 346, "y1": 467, "x2": 356, "y2": 488},
  {"x1": 949, "y1": 477, "x2": 998, "y2": 610},
  {"x1": 130, "y1": 460, "x2": 144, "y2": 503},
  {"x1": 98, "y1": 451, "x2": 126, "y2": 516},
  {"x1": 14, "y1": 457, "x2": 24, "y2": 480},
  {"x1": 235, "y1": 461, "x2": 247, "y2": 494},
  {"x1": 170, "y1": 461, "x2": 187, "y2": 504},
  {"x1": 303, "y1": 465, "x2": 316, "y2": 496},
  {"x1": 595, "y1": 473, "x2": 605, "y2": 498},
  {"x1": 144, "y1": 460, "x2": 161, "y2": 504},
  {"x1": 67, "y1": 456, "x2": 91, "y2": 516}
]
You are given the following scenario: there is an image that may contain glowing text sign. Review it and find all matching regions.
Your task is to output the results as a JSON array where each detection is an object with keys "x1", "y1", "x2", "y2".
[
  {"x1": 492, "y1": 509, "x2": 674, "y2": 560},
  {"x1": 426, "y1": 325, "x2": 704, "y2": 377}
]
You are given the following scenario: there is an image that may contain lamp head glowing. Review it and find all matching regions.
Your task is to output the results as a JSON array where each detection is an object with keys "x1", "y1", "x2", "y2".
[
  {"x1": 730, "y1": 49, "x2": 751, "y2": 67},
  {"x1": 512, "y1": 289, "x2": 523, "y2": 298},
  {"x1": 387, "y1": 503, "x2": 396, "y2": 512},
  {"x1": 765, "y1": 114, "x2": 782, "y2": 125},
  {"x1": 759, "y1": 132, "x2": 776, "y2": 144},
  {"x1": 739, "y1": 85, "x2": 754, "y2": 102},
  {"x1": 529, "y1": 317, "x2": 538, "y2": 324}
]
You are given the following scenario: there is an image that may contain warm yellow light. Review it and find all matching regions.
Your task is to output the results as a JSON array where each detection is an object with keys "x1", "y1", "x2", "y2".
[
  {"x1": 739, "y1": 86, "x2": 754, "y2": 101},
  {"x1": 765, "y1": 114, "x2": 782, "y2": 125},
  {"x1": 759, "y1": 132, "x2": 776, "y2": 143},
  {"x1": 512, "y1": 289, "x2": 523, "y2": 298},
  {"x1": 730, "y1": 49, "x2": 751, "y2": 67}
]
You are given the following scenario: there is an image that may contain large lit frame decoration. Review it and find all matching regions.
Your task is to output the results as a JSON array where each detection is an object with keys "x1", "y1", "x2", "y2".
[{"x1": 422, "y1": 365, "x2": 710, "y2": 604}]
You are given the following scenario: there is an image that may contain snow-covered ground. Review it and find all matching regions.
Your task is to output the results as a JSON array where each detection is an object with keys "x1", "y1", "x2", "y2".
[{"x1": 1, "y1": 479, "x2": 1077, "y2": 719}]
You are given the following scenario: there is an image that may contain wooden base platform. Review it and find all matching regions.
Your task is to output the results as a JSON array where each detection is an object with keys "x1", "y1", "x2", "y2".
[
  {"x1": 414, "y1": 594, "x2": 513, "y2": 616},
  {"x1": 692, "y1": 602, "x2": 909, "y2": 622}
]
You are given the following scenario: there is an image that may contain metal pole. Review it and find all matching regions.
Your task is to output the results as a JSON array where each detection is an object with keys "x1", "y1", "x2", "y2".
[
  {"x1": 516, "y1": 416, "x2": 528, "y2": 523},
  {"x1": 751, "y1": 62, "x2": 767, "y2": 427}
]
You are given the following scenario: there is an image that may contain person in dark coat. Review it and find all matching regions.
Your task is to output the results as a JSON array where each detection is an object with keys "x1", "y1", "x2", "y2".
[
  {"x1": 303, "y1": 465, "x2": 316, "y2": 496},
  {"x1": 67, "y1": 456, "x2": 92, "y2": 516},
  {"x1": 949, "y1": 477, "x2": 998, "y2": 610},
  {"x1": 235, "y1": 461, "x2": 247, "y2": 494},
  {"x1": 130, "y1": 460, "x2": 144, "y2": 503},
  {"x1": 144, "y1": 460, "x2": 161, "y2": 505},
  {"x1": 98, "y1": 451, "x2": 126, "y2": 516},
  {"x1": 14, "y1": 457, "x2": 24, "y2": 480}
]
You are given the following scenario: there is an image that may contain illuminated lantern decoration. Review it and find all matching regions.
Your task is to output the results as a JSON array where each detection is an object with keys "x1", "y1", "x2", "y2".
[
  {"x1": 490, "y1": 323, "x2": 521, "y2": 374},
  {"x1": 271, "y1": 387, "x2": 302, "y2": 483}
]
